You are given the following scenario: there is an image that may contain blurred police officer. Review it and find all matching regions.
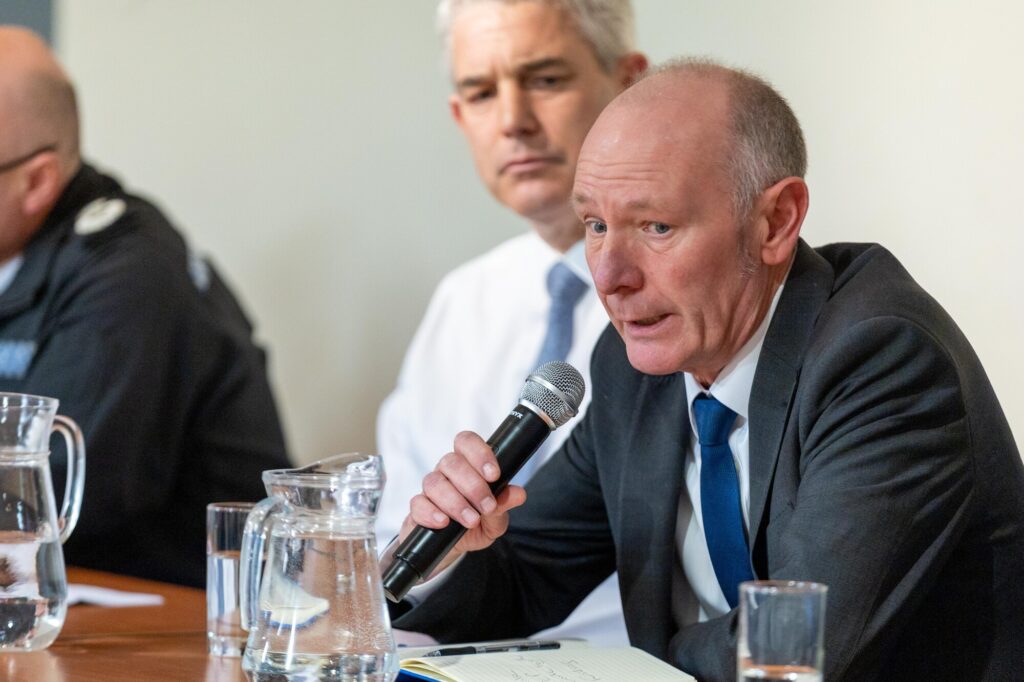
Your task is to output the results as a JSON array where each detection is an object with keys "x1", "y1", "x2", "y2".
[{"x1": 0, "y1": 26, "x2": 290, "y2": 586}]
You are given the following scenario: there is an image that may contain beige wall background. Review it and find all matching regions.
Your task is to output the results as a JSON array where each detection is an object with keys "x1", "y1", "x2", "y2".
[{"x1": 55, "y1": 0, "x2": 1022, "y2": 463}]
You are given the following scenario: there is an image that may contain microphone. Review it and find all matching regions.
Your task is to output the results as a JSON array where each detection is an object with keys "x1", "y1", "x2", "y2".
[{"x1": 381, "y1": 361, "x2": 586, "y2": 603}]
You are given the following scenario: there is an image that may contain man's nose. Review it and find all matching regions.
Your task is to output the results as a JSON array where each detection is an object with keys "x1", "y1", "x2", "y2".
[
  {"x1": 499, "y1": 85, "x2": 539, "y2": 138},
  {"x1": 589, "y1": 232, "x2": 643, "y2": 296}
]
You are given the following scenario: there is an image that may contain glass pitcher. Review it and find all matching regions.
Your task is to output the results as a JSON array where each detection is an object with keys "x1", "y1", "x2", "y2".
[
  {"x1": 240, "y1": 453, "x2": 397, "y2": 681},
  {"x1": 0, "y1": 393, "x2": 85, "y2": 651}
]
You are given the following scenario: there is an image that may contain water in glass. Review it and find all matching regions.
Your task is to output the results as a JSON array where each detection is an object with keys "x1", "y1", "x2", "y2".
[
  {"x1": 0, "y1": 530, "x2": 66, "y2": 649},
  {"x1": 207, "y1": 548, "x2": 244, "y2": 655}
]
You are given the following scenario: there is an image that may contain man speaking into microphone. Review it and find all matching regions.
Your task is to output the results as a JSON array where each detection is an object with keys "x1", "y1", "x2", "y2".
[
  {"x1": 388, "y1": 60, "x2": 1024, "y2": 681},
  {"x1": 377, "y1": 0, "x2": 647, "y2": 646}
]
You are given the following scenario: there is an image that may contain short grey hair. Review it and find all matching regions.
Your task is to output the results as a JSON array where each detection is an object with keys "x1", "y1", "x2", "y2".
[
  {"x1": 436, "y1": 0, "x2": 636, "y2": 74},
  {"x1": 641, "y1": 58, "x2": 808, "y2": 222}
]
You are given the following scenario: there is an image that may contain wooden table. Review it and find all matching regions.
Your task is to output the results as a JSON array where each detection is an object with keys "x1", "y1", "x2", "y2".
[{"x1": 0, "y1": 567, "x2": 246, "y2": 681}]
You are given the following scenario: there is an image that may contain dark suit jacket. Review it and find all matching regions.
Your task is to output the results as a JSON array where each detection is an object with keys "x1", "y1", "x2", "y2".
[{"x1": 394, "y1": 241, "x2": 1024, "y2": 681}]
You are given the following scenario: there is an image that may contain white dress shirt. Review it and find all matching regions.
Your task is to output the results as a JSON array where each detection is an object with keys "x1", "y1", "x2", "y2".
[
  {"x1": 674, "y1": 282, "x2": 786, "y2": 625},
  {"x1": 0, "y1": 256, "x2": 24, "y2": 296},
  {"x1": 377, "y1": 230, "x2": 629, "y2": 646}
]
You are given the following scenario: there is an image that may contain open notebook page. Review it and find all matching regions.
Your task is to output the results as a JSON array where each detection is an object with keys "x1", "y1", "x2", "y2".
[{"x1": 400, "y1": 646, "x2": 696, "y2": 682}]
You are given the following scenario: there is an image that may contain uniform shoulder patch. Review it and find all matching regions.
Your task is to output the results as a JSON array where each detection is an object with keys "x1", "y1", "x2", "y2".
[
  {"x1": 187, "y1": 250, "x2": 211, "y2": 292},
  {"x1": 74, "y1": 197, "x2": 127, "y2": 235}
]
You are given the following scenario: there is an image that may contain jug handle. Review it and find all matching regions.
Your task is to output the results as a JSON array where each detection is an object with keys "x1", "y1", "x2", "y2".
[
  {"x1": 240, "y1": 496, "x2": 282, "y2": 632},
  {"x1": 53, "y1": 415, "x2": 86, "y2": 544}
]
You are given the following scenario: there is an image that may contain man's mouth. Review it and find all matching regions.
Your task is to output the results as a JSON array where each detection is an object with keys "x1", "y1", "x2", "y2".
[
  {"x1": 500, "y1": 155, "x2": 562, "y2": 175},
  {"x1": 624, "y1": 314, "x2": 669, "y2": 329}
]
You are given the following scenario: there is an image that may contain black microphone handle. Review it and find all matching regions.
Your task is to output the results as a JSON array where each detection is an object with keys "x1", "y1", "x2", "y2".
[{"x1": 381, "y1": 402, "x2": 552, "y2": 603}]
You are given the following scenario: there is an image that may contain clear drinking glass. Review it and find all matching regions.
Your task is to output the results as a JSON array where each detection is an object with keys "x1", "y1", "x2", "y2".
[
  {"x1": 206, "y1": 502, "x2": 255, "y2": 656},
  {"x1": 0, "y1": 392, "x2": 85, "y2": 652},
  {"x1": 737, "y1": 580, "x2": 828, "y2": 682}
]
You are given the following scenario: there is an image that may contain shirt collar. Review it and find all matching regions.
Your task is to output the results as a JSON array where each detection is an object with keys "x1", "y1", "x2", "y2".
[
  {"x1": 684, "y1": 279, "x2": 787, "y2": 421},
  {"x1": 0, "y1": 256, "x2": 24, "y2": 296},
  {"x1": 561, "y1": 239, "x2": 593, "y2": 286}
]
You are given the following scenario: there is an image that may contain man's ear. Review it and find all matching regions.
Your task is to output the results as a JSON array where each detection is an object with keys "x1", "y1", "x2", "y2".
[
  {"x1": 616, "y1": 52, "x2": 648, "y2": 89},
  {"x1": 449, "y1": 93, "x2": 465, "y2": 131},
  {"x1": 754, "y1": 177, "x2": 809, "y2": 266},
  {"x1": 20, "y1": 152, "x2": 64, "y2": 219}
]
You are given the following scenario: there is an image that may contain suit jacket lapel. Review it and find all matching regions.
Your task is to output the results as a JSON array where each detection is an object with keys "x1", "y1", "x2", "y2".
[
  {"x1": 747, "y1": 241, "x2": 834, "y2": 561},
  {"x1": 617, "y1": 369, "x2": 689, "y2": 657}
]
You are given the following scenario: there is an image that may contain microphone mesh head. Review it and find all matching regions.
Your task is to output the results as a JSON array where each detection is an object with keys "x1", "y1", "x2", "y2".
[{"x1": 519, "y1": 361, "x2": 586, "y2": 428}]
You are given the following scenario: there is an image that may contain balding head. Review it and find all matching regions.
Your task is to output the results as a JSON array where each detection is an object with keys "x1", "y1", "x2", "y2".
[
  {"x1": 573, "y1": 59, "x2": 809, "y2": 381},
  {"x1": 0, "y1": 26, "x2": 81, "y2": 260},
  {"x1": 580, "y1": 62, "x2": 739, "y2": 215},
  {"x1": 0, "y1": 26, "x2": 80, "y2": 172},
  {"x1": 608, "y1": 59, "x2": 808, "y2": 223}
]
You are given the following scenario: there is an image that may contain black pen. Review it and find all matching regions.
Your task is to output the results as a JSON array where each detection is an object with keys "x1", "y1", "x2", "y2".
[{"x1": 422, "y1": 640, "x2": 561, "y2": 657}]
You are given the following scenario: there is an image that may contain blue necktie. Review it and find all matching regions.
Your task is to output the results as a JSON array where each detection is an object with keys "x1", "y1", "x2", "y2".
[
  {"x1": 693, "y1": 394, "x2": 754, "y2": 609},
  {"x1": 510, "y1": 261, "x2": 588, "y2": 486},
  {"x1": 534, "y1": 261, "x2": 588, "y2": 368}
]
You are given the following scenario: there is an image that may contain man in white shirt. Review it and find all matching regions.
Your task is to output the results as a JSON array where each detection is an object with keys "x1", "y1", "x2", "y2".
[
  {"x1": 376, "y1": 0, "x2": 646, "y2": 645},
  {"x1": 388, "y1": 60, "x2": 1024, "y2": 681}
]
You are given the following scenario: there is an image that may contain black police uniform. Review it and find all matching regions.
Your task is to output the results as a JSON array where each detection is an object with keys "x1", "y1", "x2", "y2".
[{"x1": 0, "y1": 164, "x2": 290, "y2": 587}]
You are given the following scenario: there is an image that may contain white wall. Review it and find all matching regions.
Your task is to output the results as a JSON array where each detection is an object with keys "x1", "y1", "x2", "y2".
[{"x1": 55, "y1": 0, "x2": 1022, "y2": 463}]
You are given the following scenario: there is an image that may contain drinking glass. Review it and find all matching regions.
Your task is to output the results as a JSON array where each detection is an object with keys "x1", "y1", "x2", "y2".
[
  {"x1": 737, "y1": 580, "x2": 827, "y2": 682},
  {"x1": 206, "y1": 502, "x2": 254, "y2": 656}
]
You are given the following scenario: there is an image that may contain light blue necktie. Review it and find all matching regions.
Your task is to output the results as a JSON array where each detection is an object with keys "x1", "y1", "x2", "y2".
[
  {"x1": 694, "y1": 394, "x2": 754, "y2": 609},
  {"x1": 534, "y1": 261, "x2": 588, "y2": 368},
  {"x1": 510, "y1": 261, "x2": 588, "y2": 486}
]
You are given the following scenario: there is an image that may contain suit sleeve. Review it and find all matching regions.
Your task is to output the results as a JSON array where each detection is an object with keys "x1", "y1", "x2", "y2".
[{"x1": 671, "y1": 315, "x2": 974, "y2": 680}]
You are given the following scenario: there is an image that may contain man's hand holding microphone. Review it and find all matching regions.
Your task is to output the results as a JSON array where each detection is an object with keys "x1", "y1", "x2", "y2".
[{"x1": 381, "y1": 362, "x2": 585, "y2": 602}]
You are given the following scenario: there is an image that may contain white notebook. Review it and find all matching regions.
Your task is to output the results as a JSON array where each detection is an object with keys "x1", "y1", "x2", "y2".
[{"x1": 397, "y1": 643, "x2": 696, "y2": 682}]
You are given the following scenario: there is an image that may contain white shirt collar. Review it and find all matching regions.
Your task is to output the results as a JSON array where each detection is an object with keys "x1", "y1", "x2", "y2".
[
  {"x1": 562, "y1": 239, "x2": 593, "y2": 285},
  {"x1": 0, "y1": 255, "x2": 24, "y2": 296},
  {"x1": 684, "y1": 280, "x2": 787, "y2": 421}
]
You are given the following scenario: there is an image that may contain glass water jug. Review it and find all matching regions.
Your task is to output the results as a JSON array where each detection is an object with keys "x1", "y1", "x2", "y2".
[
  {"x1": 240, "y1": 453, "x2": 397, "y2": 681},
  {"x1": 0, "y1": 393, "x2": 85, "y2": 651}
]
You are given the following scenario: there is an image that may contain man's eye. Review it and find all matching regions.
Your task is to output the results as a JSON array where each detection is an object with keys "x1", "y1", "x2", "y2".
[
  {"x1": 649, "y1": 222, "x2": 671, "y2": 235},
  {"x1": 587, "y1": 220, "x2": 607, "y2": 235},
  {"x1": 529, "y1": 75, "x2": 566, "y2": 89},
  {"x1": 465, "y1": 88, "x2": 494, "y2": 103}
]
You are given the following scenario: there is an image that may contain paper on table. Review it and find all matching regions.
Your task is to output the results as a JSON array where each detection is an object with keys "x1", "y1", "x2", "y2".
[
  {"x1": 67, "y1": 583, "x2": 165, "y2": 607},
  {"x1": 400, "y1": 646, "x2": 695, "y2": 682}
]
